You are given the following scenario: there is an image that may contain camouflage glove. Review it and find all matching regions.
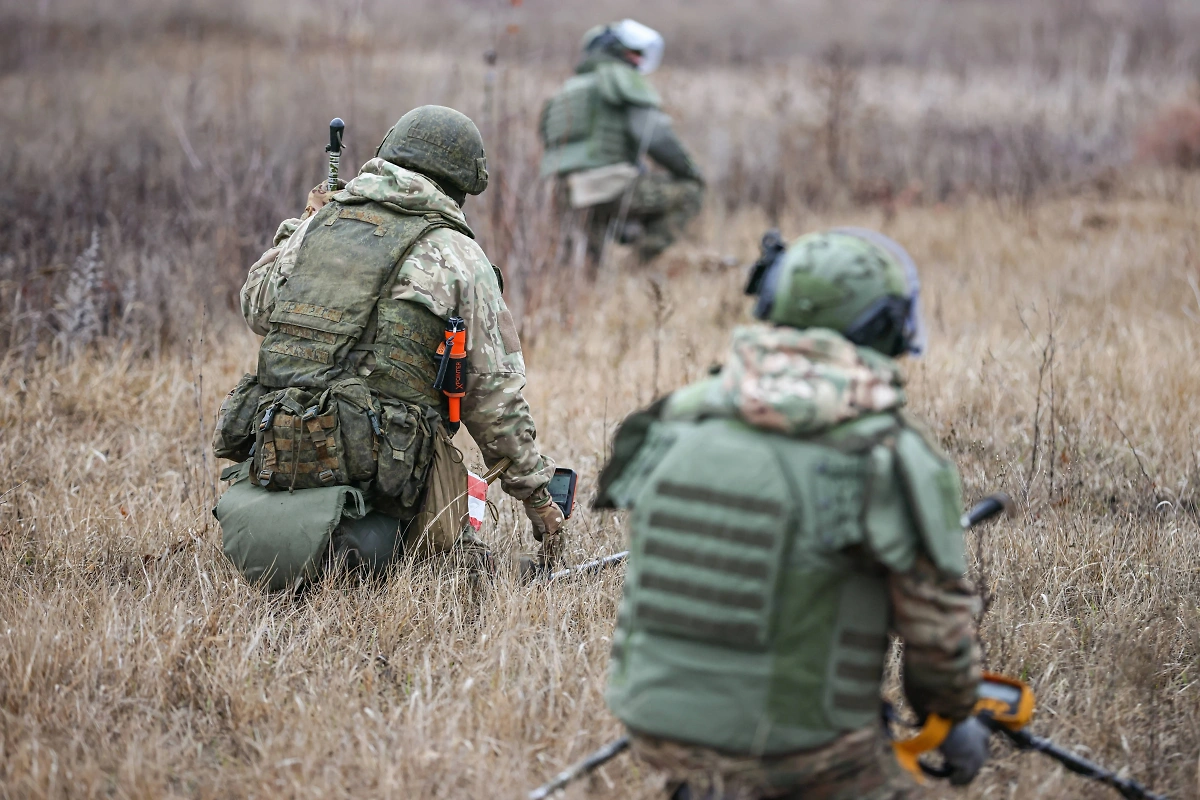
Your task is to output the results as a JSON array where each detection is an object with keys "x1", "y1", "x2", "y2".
[
  {"x1": 524, "y1": 488, "x2": 564, "y2": 540},
  {"x1": 524, "y1": 488, "x2": 565, "y2": 567},
  {"x1": 302, "y1": 179, "x2": 346, "y2": 219}
]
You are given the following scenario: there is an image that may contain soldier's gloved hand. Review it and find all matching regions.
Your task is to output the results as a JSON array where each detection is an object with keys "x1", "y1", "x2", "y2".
[
  {"x1": 524, "y1": 488, "x2": 564, "y2": 543},
  {"x1": 302, "y1": 179, "x2": 346, "y2": 219},
  {"x1": 938, "y1": 717, "x2": 990, "y2": 786}
]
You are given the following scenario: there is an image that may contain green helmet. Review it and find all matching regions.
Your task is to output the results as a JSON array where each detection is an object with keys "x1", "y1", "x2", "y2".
[
  {"x1": 744, "y1": 227, "x2": 926, "y2": 357},
  {"x1": 375, "y1": 105, "x2": 489, "y2": 198}
]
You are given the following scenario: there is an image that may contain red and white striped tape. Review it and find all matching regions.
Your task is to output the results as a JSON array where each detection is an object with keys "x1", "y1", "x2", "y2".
[{"x1": 467, "y1": 471, "x2": 488, "y2": 530}]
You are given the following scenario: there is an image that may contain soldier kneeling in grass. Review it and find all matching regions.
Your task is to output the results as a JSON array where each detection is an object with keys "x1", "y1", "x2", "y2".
[
  {"x1": 595, "y1": 229, "x2": 988, "y2": 799},
  {"x1": 211, "y1": 106, "x2": 563, "y2": 591},
  {"x1": 540, "y1": 19, "x2": 705, "y2": 269}
]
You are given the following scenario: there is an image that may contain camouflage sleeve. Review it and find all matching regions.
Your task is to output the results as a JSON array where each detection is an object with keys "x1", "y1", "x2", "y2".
[
  {"x1": 627, "y1": 106, "x2": 704, "y2": 183},
  {"x1": 239, "y1": 217, "x2": 308, "y2": 335},
  {"x1": 390, "y1": 228, "x2": 555, "y2": 501},
  {"x1": 890, "y1": 557, "x2": 982, "y2": 722}
]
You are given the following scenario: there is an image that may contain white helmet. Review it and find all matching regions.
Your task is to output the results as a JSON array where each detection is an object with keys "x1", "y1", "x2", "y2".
[{"x1": 583, "y1": 19, "x2": 664, "y2": 75}]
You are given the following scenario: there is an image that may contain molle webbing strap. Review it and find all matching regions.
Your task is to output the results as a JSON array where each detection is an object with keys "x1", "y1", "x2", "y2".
[
  {"x1": 839, "y1": 630, "x2": 889, "y2": 651},
  {"x1": 835, "y1": 662, "x2": 882, "y2": 682},
  {"x1": 646, "y1": 511, "x2": 776, "y2": 549},
  {"x1": 639, "y1": 572, "x2": 766, "y2": 610},
  {"x1": 634, "y1": 604, "x2": 763, "y2": 649},
  {"x1": 832, "y1": 692, "x2": 880, "y2": 712},
  {"x1": 642, "y1": 540, "x2": 771, "y2": 579},
  {"x1": 654, "y1": 481, "x2": 784, "y2": 517}
]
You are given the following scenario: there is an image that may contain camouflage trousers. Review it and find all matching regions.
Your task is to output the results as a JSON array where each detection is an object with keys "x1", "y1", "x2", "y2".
[
  {"x1": 630, "y1": 726, "x2": 915, "y2": 800},
  {"x1": 561, "y1": 174, "x2": 704, "y2": 268}
]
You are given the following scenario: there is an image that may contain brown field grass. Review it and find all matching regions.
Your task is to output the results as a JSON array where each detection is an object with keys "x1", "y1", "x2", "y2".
[{"x1": 3, "y1": 1, "x2": 1200, "y2": 798}]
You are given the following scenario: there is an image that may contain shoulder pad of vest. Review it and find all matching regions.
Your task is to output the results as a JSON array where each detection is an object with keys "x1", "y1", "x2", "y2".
[
  {"x1": 595, "y1": 62, "x2": 661, "y2": 108},
  {"x1": 892, "y1": 416, "x2": 967, "y2": 577},
  {"x1": 816, "y1": 412, "x2": 902, "y2": 454},
  {"x1": 594, "y1": 395, "x2": 670, "y2": 509},
  {"x1": 661, "y1": 377, "x2": 722, "y2": 422}
]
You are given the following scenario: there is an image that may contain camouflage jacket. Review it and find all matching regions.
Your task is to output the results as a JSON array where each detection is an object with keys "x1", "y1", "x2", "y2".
[
  {"x1": 239, "y1": 160, "x2": 554, "y2": 501},
  {"x1": 599, "y1": 324, "x2": 982, "y2": 723}
]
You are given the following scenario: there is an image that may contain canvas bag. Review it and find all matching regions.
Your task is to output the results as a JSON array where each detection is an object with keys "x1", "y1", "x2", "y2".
[
  {"x1": 215, "y1": 460, "x2": 369, "y2": 591},
  {"x1": 404, "y1": 426, "x2": 472, "y2": 559}
]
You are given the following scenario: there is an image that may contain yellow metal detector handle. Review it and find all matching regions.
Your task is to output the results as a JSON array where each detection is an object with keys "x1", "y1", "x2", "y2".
[
  {"x1": 892, "y1": 714, "x2": 953, "y2": 780},
  {"x1": 892, "y1": 672, "x2": 1035, "y2": 782}
]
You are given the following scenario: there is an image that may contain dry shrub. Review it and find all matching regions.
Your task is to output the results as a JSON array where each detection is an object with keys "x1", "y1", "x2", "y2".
[{"x1": 1135, "y1": 100, "x2": 1200, "y2": 169}]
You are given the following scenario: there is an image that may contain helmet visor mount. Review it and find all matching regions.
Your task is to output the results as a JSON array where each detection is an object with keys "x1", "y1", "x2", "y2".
[
  {"x1": 750, "y1": 250, "x2": 786, "y2": 321},
  {"x1": 830, "y1": 227, "x2": 926, "y2": 356}
]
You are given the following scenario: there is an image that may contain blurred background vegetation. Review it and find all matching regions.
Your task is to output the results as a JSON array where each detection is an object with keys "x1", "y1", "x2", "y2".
[{"x1": 4, "y1": 0, "x2": 1200, "y2": 357}]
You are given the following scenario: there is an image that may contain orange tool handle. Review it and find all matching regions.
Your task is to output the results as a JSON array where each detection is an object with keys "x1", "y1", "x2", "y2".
[{"x1": 434, "y1": 317, "x2": 468, "y2": 428}]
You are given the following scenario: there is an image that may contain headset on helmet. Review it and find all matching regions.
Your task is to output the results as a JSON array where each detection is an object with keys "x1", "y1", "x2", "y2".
[{"x1": 745, "y1": 228, "x2": 926, "y2": 358}]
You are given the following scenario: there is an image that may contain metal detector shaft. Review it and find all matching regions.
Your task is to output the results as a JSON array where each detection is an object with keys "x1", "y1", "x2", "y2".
[
  {"x1": 326, "y1": 118, "x2": 345, "y2": 190},
  {"x1": 547, "y1": 550, "x2": 629, "y2": 583},
  {"x1": 528, "y1": 736, "x2": 630, "y2": 800},
  {"x1": 991, "y1": 724, "x2": 1167, "y2": 800}
]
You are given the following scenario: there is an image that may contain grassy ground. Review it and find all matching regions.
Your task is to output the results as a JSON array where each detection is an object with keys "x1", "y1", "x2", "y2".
[
  {"x1": 3, "y1": 1, "x2": 1200, "y2": 798},
  {"x1": 4, "y1": 193, "x2": 1200, "y2": 798}
]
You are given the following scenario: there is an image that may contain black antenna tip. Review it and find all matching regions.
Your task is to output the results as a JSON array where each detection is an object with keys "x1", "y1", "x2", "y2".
[{"x1": 327, "y1": 118, "x2": 345, "y2": 153}]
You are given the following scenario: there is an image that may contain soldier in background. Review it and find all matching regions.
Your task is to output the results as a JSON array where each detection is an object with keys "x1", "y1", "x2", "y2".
[
  {"x1": 213, "y1": 106, "x2": 564, "y2": 589},
  {"x1": 594, "y1": 229, "x2": 988, "y2": 799},
  {"x1": 539, "y1": 19, "x2": 704, "y2": 268}
]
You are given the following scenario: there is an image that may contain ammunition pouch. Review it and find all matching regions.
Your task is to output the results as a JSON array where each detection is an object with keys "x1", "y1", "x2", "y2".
[
  {"x1": 212, "y1": 373, "x2": 267, "y2": 461},
  {"x1": 245, "y1": 377, "x2": 435, "y2": 513}
]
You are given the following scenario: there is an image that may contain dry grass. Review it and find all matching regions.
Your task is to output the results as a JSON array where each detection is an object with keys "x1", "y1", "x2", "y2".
[
  {"x1": 4, "y1": 195, "x2": 1200, "y2": 799},
  {"x1": 4, "y1": 1, "x2": 1200, "y2": 798}
]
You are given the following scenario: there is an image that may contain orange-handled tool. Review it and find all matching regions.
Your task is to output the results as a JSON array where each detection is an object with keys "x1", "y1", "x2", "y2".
[{"x1": 434, "y1": 316, "x2": 467, "y2": 434}]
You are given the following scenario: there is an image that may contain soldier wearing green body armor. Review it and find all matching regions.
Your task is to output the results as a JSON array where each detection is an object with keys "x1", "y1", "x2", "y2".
[
  {"x1": 211, "y1": 106, "x2": 564, "y2": 590},
  {"x1": 595, "y1": 229, "x2": 989, "y2": 799},
  {"x1": 540, "y1": 19, "x2": 704, "y2": 266}
]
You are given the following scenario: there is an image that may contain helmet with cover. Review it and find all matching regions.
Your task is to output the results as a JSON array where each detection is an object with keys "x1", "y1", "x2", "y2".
[
  {"x1": 744, "y1": 227, "x2": 926, "y2": 357},
  {"x1": 375, "y1": 105, "x2": 489, "y2": 201},
  {"x1": 581, "y1": 19, "x2": 664, "y2": 75}
]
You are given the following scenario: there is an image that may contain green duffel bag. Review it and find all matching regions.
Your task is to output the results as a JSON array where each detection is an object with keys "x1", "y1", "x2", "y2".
[{"x1": 214, "y1": 461, "x2": 401, "y2": 590}]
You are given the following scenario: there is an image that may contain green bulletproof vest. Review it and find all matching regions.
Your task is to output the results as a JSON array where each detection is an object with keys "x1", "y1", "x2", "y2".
[
  {"x1": 258, "y1": 197, "x2": 461, "y2": 413},
  {"x1": 605, "y1": 411, "x2": 965, "y2": 756},
  {"x1": 539, "y1": 60, "x2": 658, "y2": 178}
]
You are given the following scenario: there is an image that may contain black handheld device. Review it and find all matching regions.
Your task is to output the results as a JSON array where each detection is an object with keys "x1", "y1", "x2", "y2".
[{"x1": 547, "y1": 468, "x2": 578, "y2": 519}]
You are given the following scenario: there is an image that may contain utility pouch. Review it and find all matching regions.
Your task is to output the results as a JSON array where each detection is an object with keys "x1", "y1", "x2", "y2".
[
  {"x1": 327, "y1": 378, "x2": 381, "y2": 482},
  {"x1": 212, "y1": 373, "x2": 266, "y2": 461},
  {"x1": 252, "y1": 387, "x2": 349, "y2": 490},
  {"x1": 375, "y1": 399, "x2": 438, "y2": 509},
  {"x1": 405, "y1": 424, "x2": 470, "y2": 560}
]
